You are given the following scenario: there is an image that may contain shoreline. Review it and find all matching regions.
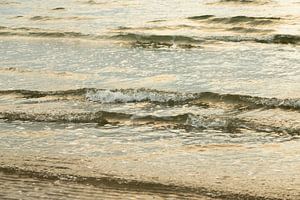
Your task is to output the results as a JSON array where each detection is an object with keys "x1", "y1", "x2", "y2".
[
  {"x1": 1, "y1": 151, "x2": 298, "y2": 200},
  {"x1": 0, "y1": 167, "x2": 282, "y2": 200}
]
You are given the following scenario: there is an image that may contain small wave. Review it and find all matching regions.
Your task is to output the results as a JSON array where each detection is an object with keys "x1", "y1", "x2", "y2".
[
  {"x1": 85, "y1": 0, "x2": 105, "y2": 5},
  {"x1": 86, "y1": 88, "x2": 194, "y2": 104},
  {"x1": 111, "y1": 33, "x2": 200, "y2": 43},
  {"x1": 0, "y1": 111, "x2": 109, "y2": 125},
  {"x1": 188, "y1": 15, "x2": 280, "y2": 26},
  {"x1": 0, "y1": 26, "x2": 298, "y2": 46},
  {"x1": 52, "y1": 7, "x2": 65, "y2": 11},
  {"x1": 227, "y1": 27, "x2": 274, "y2": 33},
  {"x1": 85, "y1": 89, "x2": 300, "y2": 110},
  {"x1": 1, "y1": 88, "x2": 299, "y2": 110},
  {"x1": 187, "y1": 15, "x2": 215, "y2": 20},
  {"x1": 266, "y1": 34, "x2": 300, "y2": 45},
  {"x1": 111, "y1": 33, "x2": 203, "y2": 48},
  {"x1": 1, "y1": 88, "x2": 299, "y2": 135},
  {"x1": 29, "y1": 31, "x2": 87, "y2": 38},
  {"x1": 114, "y1": 25, "x2": 197, "y2": 31},
  {"x1": 112, "y1": 32, "x2": 300, "y2": 46},
  {"x1": 0, "y1": 88, "x2": 87, "y2": 98},
  {"x1": 195, "y1": 92, "x2": 300, "y2": 110},
  {"x1": 203, "y1": 34, "x2": 300, "y2": 45},
  {"x1": 10, "y1": 15, "x2": 24, "y2": 19},
  {"x1": 147, "y1": 19, "x2": 167, "y2": 23},
  {"x1": 187, "y1": 114, "x2": 300, "y2": 135},
  {"x1": 1, "y1": 110, "x2": 299, "y2": 135},
  {"x1": 30, "y1": 16, "x2": 53, "y2": 21},
  {"x1": 210, "y1": 16, "x2": 280, "y2": 25},
  {"x1": 0, "y1": 109, "x2": 190, "y2": 128},
  {"x1": 215, "y1": 0, "x2": 271, "y2": 5},
  {"x1": 29, "y1": 16, "x2": 94, "y2": 21},
  {"x1": 0, "y1": 1, "x2": 20, "y2": 5},
  {"x1": 0, "y1": 26, "x2": 99, "y2": 40}
]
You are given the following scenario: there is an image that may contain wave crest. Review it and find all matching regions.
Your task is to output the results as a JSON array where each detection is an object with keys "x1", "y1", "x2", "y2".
[
  {"x1": 1, "y1": 88, "x2": 299, "y2": 110},
  {"x1": 86, "y1": 88, "x2": 193, "y2": 103},
  {"x1": 1, "y1": 26, "x2": 299, "y2": 46}
]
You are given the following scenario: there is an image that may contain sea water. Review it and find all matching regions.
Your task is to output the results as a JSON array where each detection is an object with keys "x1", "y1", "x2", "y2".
[{"x1": 0, "y1": 0, "x2": 300, "y2": 199}]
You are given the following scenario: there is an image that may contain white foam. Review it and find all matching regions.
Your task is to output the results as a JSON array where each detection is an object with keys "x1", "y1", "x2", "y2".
[{"x1": 85, "y1": 89, "x2": 192, "y2": 103}]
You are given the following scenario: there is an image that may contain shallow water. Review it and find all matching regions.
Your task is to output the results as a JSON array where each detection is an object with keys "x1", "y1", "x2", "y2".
[{"x1": 0, "y1": 0, "x2": 300, "y2": 199}]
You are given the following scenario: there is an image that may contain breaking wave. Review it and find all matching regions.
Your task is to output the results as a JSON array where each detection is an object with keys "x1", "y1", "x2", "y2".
[
  {"x1": 1, "y1": 88, "x2": 299, "y2": 110},
  {"x1": 0, "y1": 88, "x2": 299, "y2": 135},
  {"x1": 86, "y1": 89, "x2": 300, "y2": 110},
  {"x1": 0, "y1": 110, "x2": 299, "y2": 135}
]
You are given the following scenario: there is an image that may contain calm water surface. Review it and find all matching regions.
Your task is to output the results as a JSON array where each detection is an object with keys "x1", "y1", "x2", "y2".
[{"x1": 0, "y1": 0, "x2": 300, "y2": 199}]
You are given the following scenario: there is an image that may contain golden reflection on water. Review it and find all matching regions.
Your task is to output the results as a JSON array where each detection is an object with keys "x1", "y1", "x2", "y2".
[{"x1": 0, "y1": 0, "x2": 300, "y2": 199}]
